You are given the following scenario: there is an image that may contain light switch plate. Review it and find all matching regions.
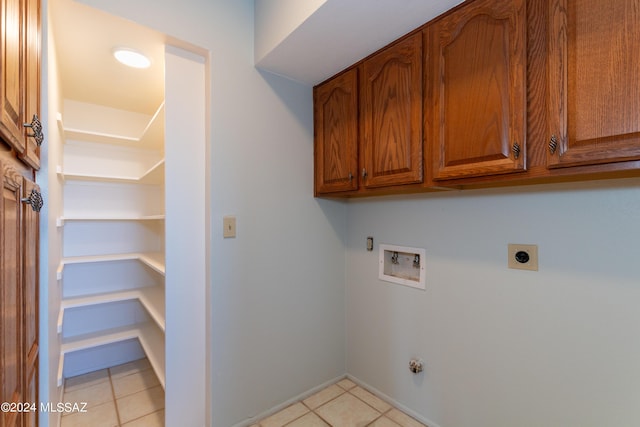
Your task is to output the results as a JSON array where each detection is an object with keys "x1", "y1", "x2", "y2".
[
  {"x1": 223, "y1": 216, "x2": 236, "y2": 238},
  {"x1": 508, "y1": 244, "x2": 538, "y2": 271}
]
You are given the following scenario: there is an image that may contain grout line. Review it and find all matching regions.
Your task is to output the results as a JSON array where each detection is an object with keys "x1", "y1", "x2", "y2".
[{"x1": 108, "y1": 368, "x2": 123, "y2": 426}]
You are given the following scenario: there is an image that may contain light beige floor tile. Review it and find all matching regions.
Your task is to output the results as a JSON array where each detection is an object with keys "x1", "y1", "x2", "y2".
[
  {"x1": 122, "y1": 409, "x2": 165, "y2": 426},
  {"x1": 349, "y1": 386, "x2": 391, "y2": 413},
  {"x1": 315, "y1": 393, "x2": 380, "y2": 427},
  {"x1": 109, "y1": 358, "x2": 152, "y2": 378},
  {"x1": 369, "y1": 416, "x2": 402, "y2": 427},
  {"x1": 385, "y1": 409, "x2": 426, "y2": 427},
  {"x1": 64, "y1": 369, "x2": 110, "y2": 393},
  {"x1": 335, "y1": 378, "x2": 357, "y2": 391},
  {"x1": 117, "y1": 385, "x2": 165, "y2": 424},
  {"x1": 302, "y1": 384, "x2": 344, "y2": 410},
  {"x1": 112, "y1": 368, "x2": 161, "y2": 398},
  {"x1": 60, "y1": 400, "x2": 118, "y2": 427},
  {"x1": 259, "y1": 402, "x2": 309, "y2": 427},
  {"x1": 287, "y1": 412, "x2": 329, "y2": 427},
  {"x1": 62, "y1": 379, "x2": 114, "y2": 413}
]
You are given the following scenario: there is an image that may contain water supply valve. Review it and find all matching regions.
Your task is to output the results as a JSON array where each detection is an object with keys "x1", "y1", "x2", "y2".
[{"x1": 409, "y1": 358, "x2": 424, "y2": 374}]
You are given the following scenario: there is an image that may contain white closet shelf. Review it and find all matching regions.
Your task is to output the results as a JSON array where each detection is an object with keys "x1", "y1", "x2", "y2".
[
  {"x1": 57, "y1": 286, "x2": 165, "y2": 334},
  {"x1": 57, "y1": 322, "x2": 165, "y2": 388},
  {"x1": 57, "y1": 215, "x2": 165, "y2": 227},
  {"x1": 57, "y1": 252, "x2": 166, "y2": 280},
  {"x1": 57, "y1": 103, "x2": 165, "y2": 151},
  {"x1": 56, "y1": 159, "x2": 165, "y2": 185}
]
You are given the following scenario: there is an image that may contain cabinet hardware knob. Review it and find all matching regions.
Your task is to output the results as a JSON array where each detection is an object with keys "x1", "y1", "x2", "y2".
[
  {"x1": 23, "y1": 114, "x2": 44, "y2": 146},
  {"x1": 512, "y1": 142, "x2": 521, "y2": 160},
  {"x1": 21, "y1": 189, "x2": 43, "y2": 213},
  {"x1": 348, "y1": 172, "x2": 353, "y2": 182},
  {"x1": 362, "y1": 168, "x2": 368, "y2": 179},
  {"x1": 549, "y1": 135, "x2": 558, "y2": 155}
]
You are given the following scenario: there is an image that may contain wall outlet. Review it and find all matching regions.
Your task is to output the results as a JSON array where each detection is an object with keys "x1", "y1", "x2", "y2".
[{"x1": 508, "y1": 244, "x2": 538, "y2": 271}]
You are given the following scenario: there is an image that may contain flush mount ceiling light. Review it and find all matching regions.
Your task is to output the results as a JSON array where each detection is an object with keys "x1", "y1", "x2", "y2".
[{"x1": 113, "y1": 47, "x2": 151, "y2": 69}]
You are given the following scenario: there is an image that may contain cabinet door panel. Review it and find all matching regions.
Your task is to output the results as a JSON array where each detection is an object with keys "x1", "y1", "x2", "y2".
[
  {"x1": 1, "y1": 162, "x2": 24, "y2": 427},
  {"x1": 361, "y1": 32, "x2": 423, "y2": 188},
  {"x1": 0, "y1": 0, "x2": 26, "y2": 153},
  {"x1": 548, "y1": 0, "x2": 640, "y2": 167},
  {"x1": 431, "y1": 0, "x2": 526, "y2": 180},
  {"x1": 314, "y1": 68, "x2": 359, "y2": 194},
  {"x1": 20, "y1": 0, "x2": 42, "y2": 170},
  {"x1": 23, "y1": 177, "x2": 39, "y2": 390}
]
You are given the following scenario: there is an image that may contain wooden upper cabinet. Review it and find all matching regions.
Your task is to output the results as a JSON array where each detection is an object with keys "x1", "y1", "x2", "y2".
[
  {"x1": 429, "y1": 0, "x2": 527, "y2": 180},
  {"x1": 547, "y1": 0, "x2": 640, "y2": 168},
  {"x1": 1, "y1": 0, "x2": 42, "y2": 169},
  {"x1": 314, "y1": 68, "x2": 359, "y2": 195},
  {"x1": 0, "y1": 0, "x2": 26, "y2": 154},
  {"x1": 361, "y1": 32, "x2": 423, "y2": 188},
  {"x1": 20, "y1": 0, "x2": 42, "y2": 170}
]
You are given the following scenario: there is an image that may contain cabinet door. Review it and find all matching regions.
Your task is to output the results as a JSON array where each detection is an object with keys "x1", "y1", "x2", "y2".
[
  {"x1": 547, "y1": 0, "x2": 640, "y2": 168},
  {"x1": 20, "y1": 0, "x2": 41, "y2": 170},
  {"x1": 22, "y1": 177, "x2": 38, "y2": 426},
  {"x1": 430, "y1": 0, "x2": 526, "y2": 180},
  {"x1": 0, "y1": 0, "x2": 26, "y2": 154},
  {"x1": 1, "y1": 161, "x2": 24, "y2": 427},
  {"x1": 361, "y1": 32, "x2": 423, "y2": 188},
  {"x1": 314, "y1": 68, "x2": 359, "y2": 194}
]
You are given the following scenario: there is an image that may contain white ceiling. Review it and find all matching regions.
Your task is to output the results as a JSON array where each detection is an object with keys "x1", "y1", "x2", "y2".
[
  {"x1": 255, "y1": 0, "x2": 465, "y2": 85},
  {"x1": 50, "y1": 0, "x2": 464, "y2": 115},
  {"x1": 50, "y1": 0, "x2": 165, "y2": 115}
]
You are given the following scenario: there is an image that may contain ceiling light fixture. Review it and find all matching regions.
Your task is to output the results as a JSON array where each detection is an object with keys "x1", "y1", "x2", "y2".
[{"x1": 113, "y1": 47, "x2": 151, "y2": 69}]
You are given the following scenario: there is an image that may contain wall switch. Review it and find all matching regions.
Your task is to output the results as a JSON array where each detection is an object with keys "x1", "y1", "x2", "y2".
[
  {"x1": 223, "y1": 216, "x2": 236, "y2": 238},
  {"x1": 508, "y1": 244, "x2": 538, "y2": 271}
]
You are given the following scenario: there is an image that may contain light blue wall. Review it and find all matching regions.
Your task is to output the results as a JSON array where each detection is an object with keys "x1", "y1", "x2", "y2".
[
  {"x1": 72, "y1": 1, "x2": 347, "y2": 426},
  {"x1": 52, "y1": 2, "x2": 640, "y2": 427},
  {"x1": 346, "y1": 179, "x2": 640, "y2": 427}
]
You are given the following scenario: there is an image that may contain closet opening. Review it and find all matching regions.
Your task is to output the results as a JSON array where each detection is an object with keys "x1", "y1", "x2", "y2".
[{"x1": 47, "y1": 1, "x2": 208, "y2": 425}]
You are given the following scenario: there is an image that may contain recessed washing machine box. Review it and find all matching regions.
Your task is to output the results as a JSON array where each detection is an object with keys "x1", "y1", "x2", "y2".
[{"x1": 378, "y1": 244, "x2": 426, "y2": 290}]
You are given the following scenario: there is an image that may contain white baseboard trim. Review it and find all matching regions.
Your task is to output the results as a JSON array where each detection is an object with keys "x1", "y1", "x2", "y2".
[
  {"x1": 230, "y1": 374, "x2": 347, "y2": 427},
  {"x1": 345, "y1": 374, "x2": 442, "y2": 427},
  {"x1": 230, "y1": 373, "x2": 442, "y2": 427}
]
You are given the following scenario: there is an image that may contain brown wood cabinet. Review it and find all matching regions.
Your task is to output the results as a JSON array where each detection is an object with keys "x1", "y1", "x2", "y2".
[
  {"x1": 361, "y1": 32, "x2": 423, "y2": 188},
  {"x1": 1, "y1": 0, "x2": 42, "y2": 170},
  {"x1": 314, "y1": 68, "x2": 359, "y2": 194},
  {"x1": 1, "y1": 161, "x2": 39, "y2": 427},
  {"x1": 429, "y1": 0, "x2": 527, "y2": 180},
  {"x1": 0, "y1": 0, "x2": 40, "y2": 425},
  {"x1": 314, "y1": 33, "x2": 423, "y2": 195},
  {"x1": 21, "y1": 177, "x2": 38, "y2": 427},
  {"x1": 21, "y1": 0, "x2": 41, "y2": 170},
  {"x1": 547, "y1": 0, "x2": 640, "y2": 168},
  {"x1": 313, "y1": 0, "x2": 640, "y2": 197}
]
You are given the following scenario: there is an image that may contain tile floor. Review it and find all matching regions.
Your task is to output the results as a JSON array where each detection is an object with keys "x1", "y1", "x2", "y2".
[
  {"x1": 253, "y1": 378, "x2": 427, "y2": 427},
  {"x1": 60, "y1": 357, "x2": 164, "y2": 427},
  {"x1": 60, "y1": 363, "x2": 425, "y2": 427}
]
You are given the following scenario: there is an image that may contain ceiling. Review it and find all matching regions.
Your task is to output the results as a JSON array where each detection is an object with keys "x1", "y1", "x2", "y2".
[
  {"x1": 50, "y1": 0, "x2": 464, "y2": 115},
  {"x1": 50, "y1": 0, "x2": 165, "y2": 115},
  {"x1": 255, "y1": 0, "x2": 465, "y2": 85}
]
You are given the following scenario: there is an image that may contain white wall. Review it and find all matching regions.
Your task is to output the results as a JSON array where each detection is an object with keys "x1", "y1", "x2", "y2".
[
  {"x1": 254, "y1": 0, "x2": 326, "y2": 65},
  {"x1": 346, "y1": 178, "x2": 640, "y2": 427},
  {"x1": 73, "y1": 1, "x2": 347, "y2": 426},
  {"x1": 39, "y1": 2, "x2": 64, "y2": 424},
  {"x1": 164, "y1": 45, "x2": 206, "y2": 427}
]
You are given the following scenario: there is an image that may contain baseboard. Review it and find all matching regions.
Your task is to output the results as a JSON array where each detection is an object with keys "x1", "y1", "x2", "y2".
[
  {"x1": 230, "y1": 373, "x2": 441, "y2": 427},
  {"x1": 345, "y1": 374, "x2": 442, "y2": 427},
  {"x1": 230, "y1": 374, "x2": 347, "y2": 427}
]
